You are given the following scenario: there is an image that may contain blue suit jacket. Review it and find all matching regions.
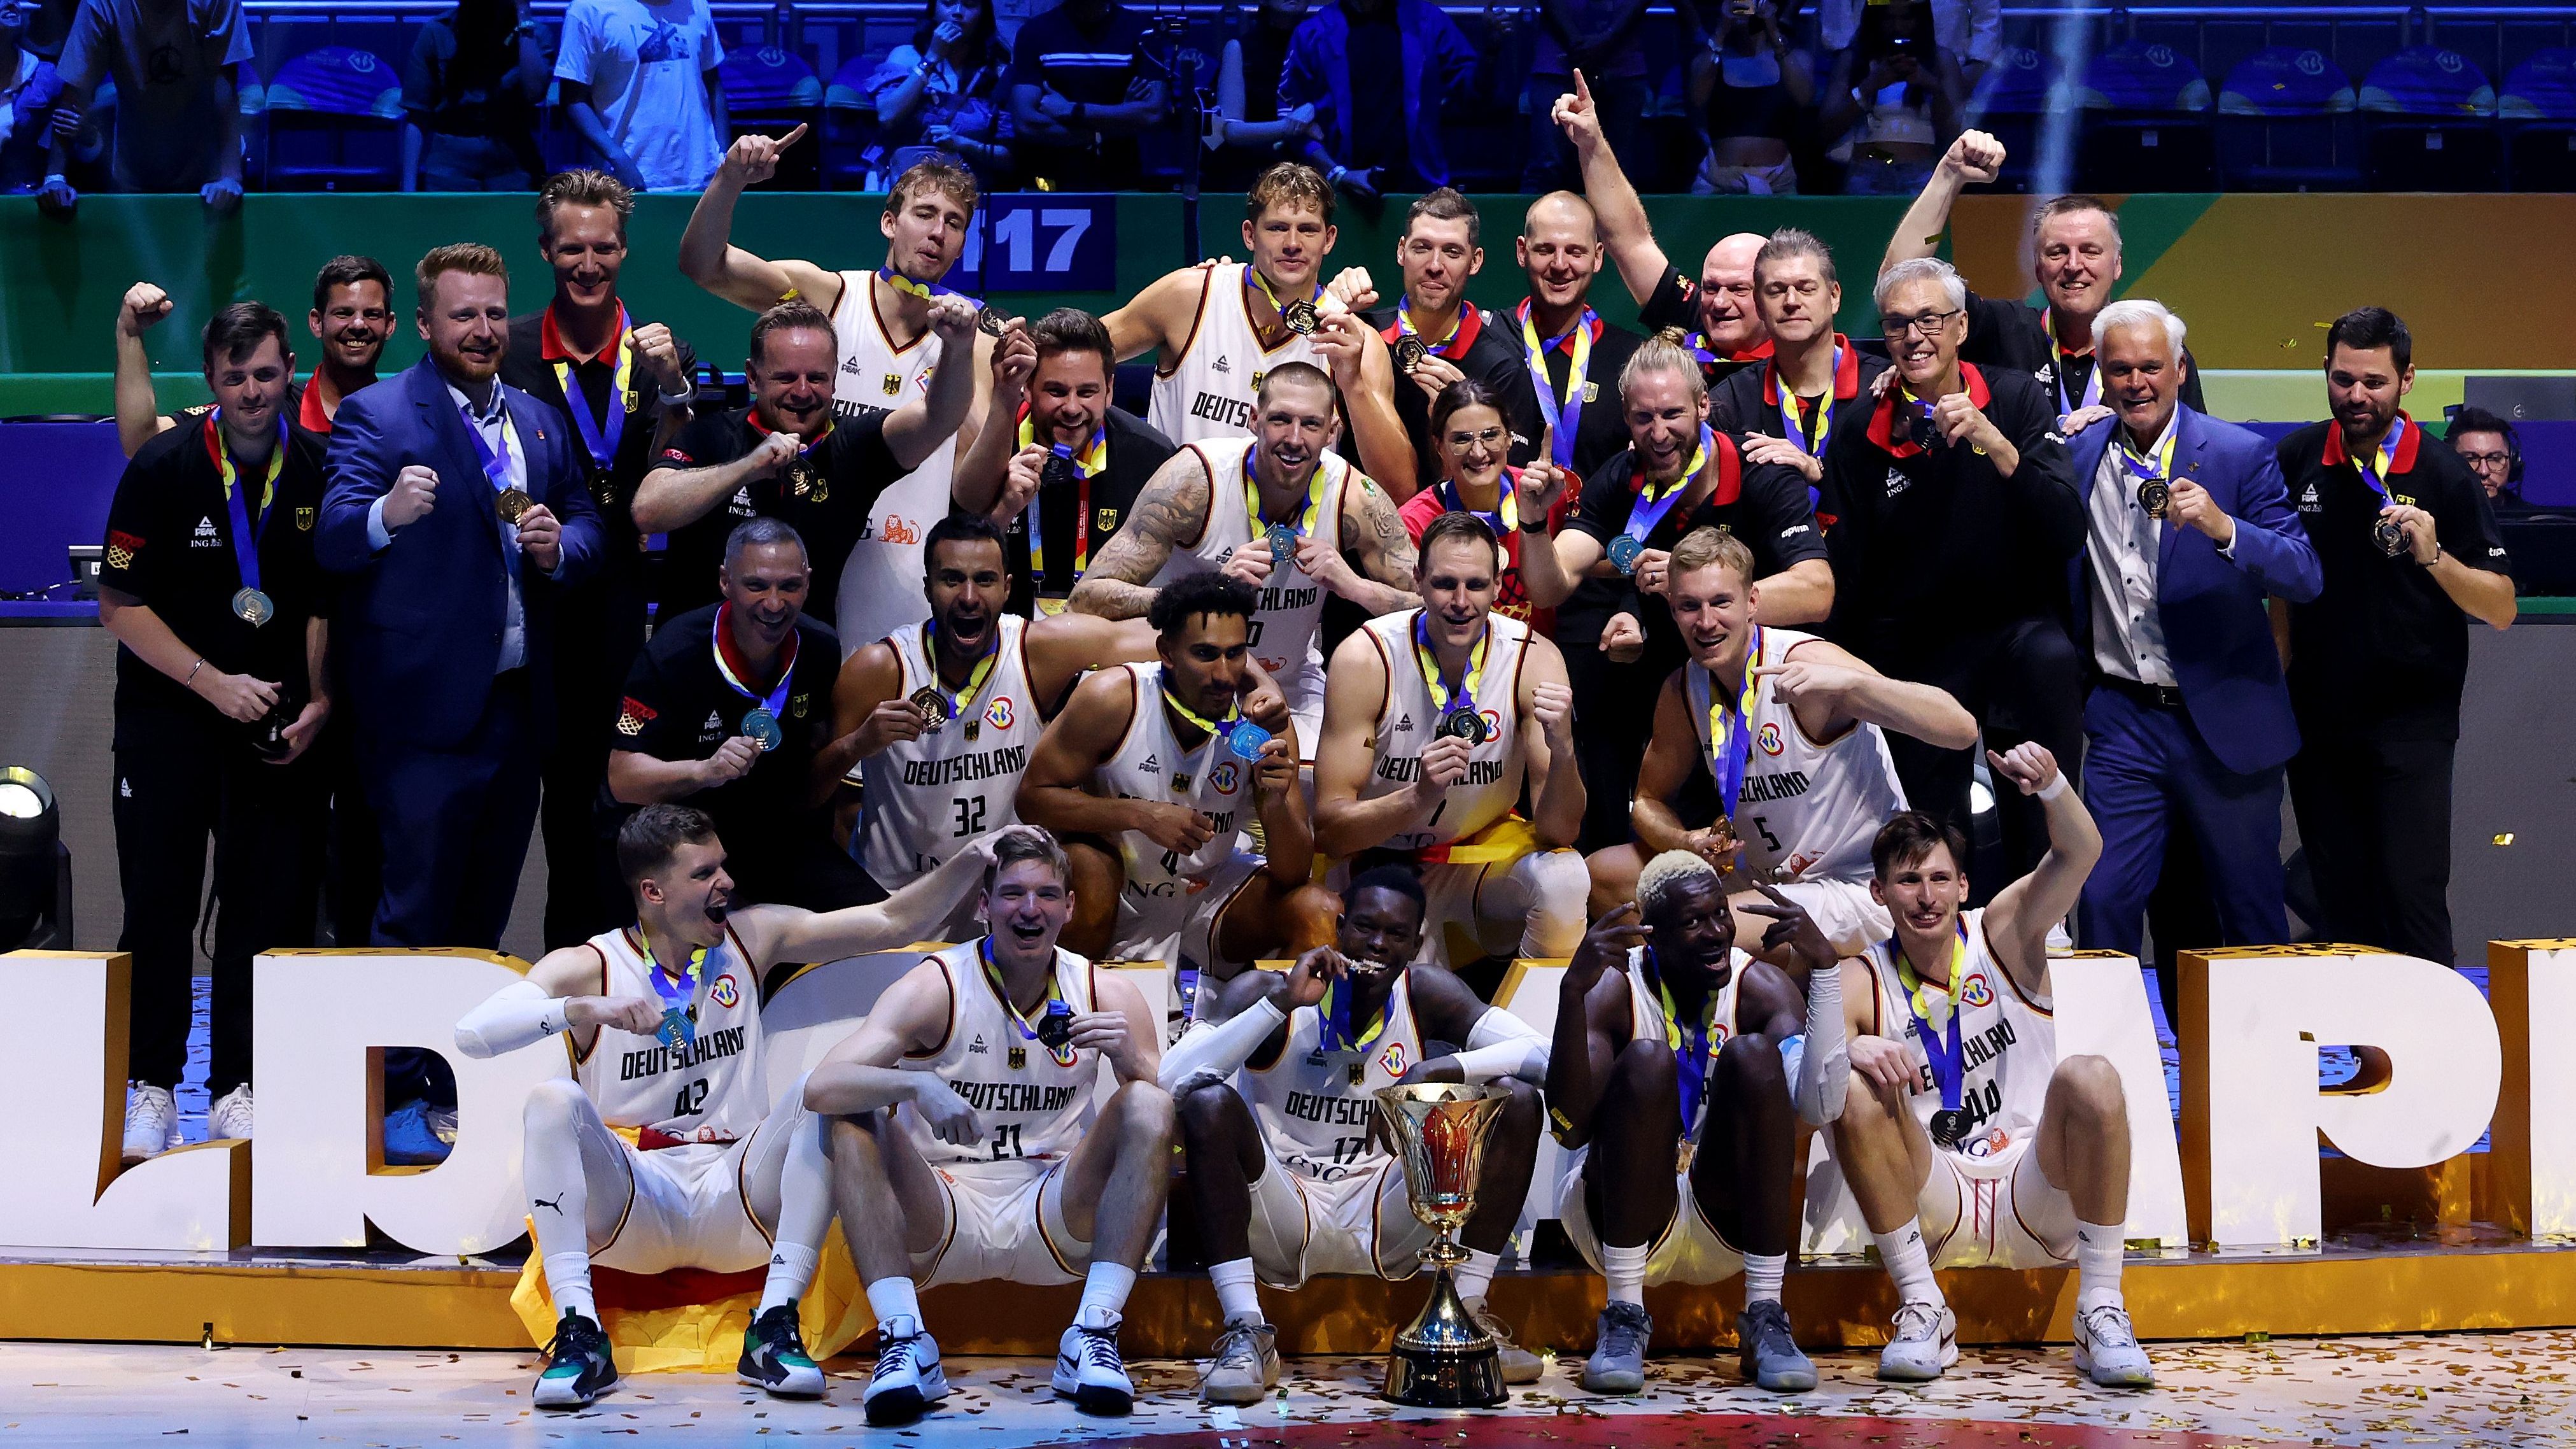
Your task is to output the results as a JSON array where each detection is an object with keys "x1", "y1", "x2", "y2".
[
  {"x1": 318, "y1": 355, "x2": 603, "y2": 751},
  {"x1": 2068, "y1": 404, "x2": 2322, "y2": 776}
]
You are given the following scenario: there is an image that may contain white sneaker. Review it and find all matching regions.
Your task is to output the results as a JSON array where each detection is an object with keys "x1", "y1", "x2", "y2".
[
  {"x1": 2073, "y1": 1302, "x2": 2155, "y2": 1387},
  {"x1": 1876, "y1": 1299, "x2": 1959, "y2": 1381},
  {"x1": 2045, "y1": 920, "x2": 2074, "y2": 954},
  {"x1": 122, "y1": 1084, "x2": 179, "y2": 1163},
  {"x1": 1053, "y1": 1306, "x2": 1135, "y2": 1415},
  {"x1": 209, "y1": 1085, "x2": 254, "y2": 1142},
  {"x1": 861, "y1": 1314, "x2": 950, "y2": 1427}
]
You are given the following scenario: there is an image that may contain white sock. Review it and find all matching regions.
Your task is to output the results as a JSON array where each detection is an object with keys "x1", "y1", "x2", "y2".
[
  {"x1": 757, "y1": 1111, "x2": 834, "y2": 1313},
  {"x1": 1077, "y1": 1261, "x2": 1138, "y2": 1325},
  {"x1": 758, "y1": 1243, "x2": 819, "y2": 1315},
  {"x1": 1452, "y1": 1247, "x2": 1501, "y2": 1304},
  {"x1": 2074, "y1": 1220, "x2": 2126, "y2": 1311},
  {"x1": 1601, "y1": 1242, "x2": 1650, "y2": 1308},
  {"x1": 1209, "y1": 1257, "x2": 1264, "y2": 1325},
  {"x1": 541, "y1": 1250, "x2": 597, "y2": 1324},
  {"x1": 1873, "y1": 1220, "x2": 1944, "y2": 1309},
  {"x1": 866, "y1": 1276, "x2": 922, "y2": 1332},
  {"x1": 1741, "y1": 1252, "x2": 1787, "y2": 1307}
]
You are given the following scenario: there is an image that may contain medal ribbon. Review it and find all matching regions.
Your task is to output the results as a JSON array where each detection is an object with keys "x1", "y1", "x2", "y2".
[
  {"x1": 920, "y1": 618, "x2": 1001, "y2": 723},
  {"x1": 1390, "y1": 296, "x2": 1477, "y2": 358},
  {"x1": 1518, "y1": 300, "x2": 1596, "y2": 470},
  {"x1": 981, "y1": 937, "x2": 1078, "y2": 1066},
  {"x1": 2354, "y1": 415, "x2": 2407, "y2": 507},
  {"x1": 1776, "y1": 344, "x2": 1841, "y2": 455},
  {"x1": 1316, "y1": 977, "x2": 1388, "y2": 1057},
  {"x1": 551, "y1": 302, "x2": 635, "y2": 472},
  {"x1": 1159, "y1": 680, "x2": 1241, "y2": 806},
  {"x1": 710, "y1": 602, "x2": 799, "y2": 731},
  {"x1": 1892, "y1": 922, "x2": 1971, "y2": 1117},
  {"x1": 1434, "y1": 476, "x2": 1518, "y2": 539},
  {"x1": 1624, "y1": 425, "x2": 1714, "y2": 547},
  {"x1": 1412, "y1": 612, "x2": 1489, "y2": 721},
  {"x1": 878, "y1": 265, "x2": 966, "y2": 301},
  {"x1": 1246, "y1": 460, "x2": 1330, "y2": 546},
  {"x1": 1643, "y1": 947, "x2": 1724, "y2": 1138},
  {"x1": 638, "y1": 931, "x2": 709, "y2": 1046},
  {"x1": 2115, "y1": 425, "x2": 2178, "y2": 504},
  {"x1": 1247, "y1": 265, "x2": 1321, "y2": 328},
  {"x1": 2040, "y1": 307, "x2": 2103, "y2": 418},
  {"x1": 457, "y1": 398, "x2": 525, "y2": 515},
  {"x1": 1704, "y1": 626, "x2": 1764, "y2": 817},
  {"x1": 1017, "y1": 411, "x2": 1107, "y2": 582},
  {"x1": 206, "y1": 411, "x2": 286, "y2": 597}
]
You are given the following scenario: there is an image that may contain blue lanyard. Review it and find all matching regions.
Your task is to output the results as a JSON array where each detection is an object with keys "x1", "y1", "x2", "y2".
[
  {"x1": 1624, "y1": 425, "x2": 1714, "y2": 545},
  {"x1": 981, "y1": 937, "x2": 1076, "y2": 1066},
  {"x1": 1434, "y1": 476, "x2": 1516, "y2": 539},
  {"x1": 1893, "y1": 924, "x2": 1971, "y2": 1115},
  {"x1": 554, "y1": 304, "x2": 633, "y2": 471},
  {"x1": 1412, "y1": 612, "x2": 1485, "y2": 721},
  {"x1": 640, "y1": 933, "x2": 707, "y2": 1050},
  {"x1": 1643, "y1": 947, "x2": 1719, "y2": 1136},
  {"x1": 1519, "y1": 300, "x2": 1594, "y2": 470},
  {"x1": 1317, "y1": 977, "x2": 1388, "y2": 1057},
  {"x1": 2354, "y1": 416, "x2": 2406, "y2": 505},
  {"x1": 213, "y1": 411, "x2": 286, "y2": 595},
  {"x1": 458, "y1": 397, "x2": 521, "y2": 505}
]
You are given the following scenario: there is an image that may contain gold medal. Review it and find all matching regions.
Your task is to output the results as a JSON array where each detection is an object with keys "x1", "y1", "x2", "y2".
[{"x1": 496, "y1": 488, "x2": 533, "y2": 524}]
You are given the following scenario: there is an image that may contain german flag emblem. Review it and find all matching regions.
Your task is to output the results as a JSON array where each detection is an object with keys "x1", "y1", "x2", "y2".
[{"x1": 296, "y1": 507, "x2": 316, "y2": 530}]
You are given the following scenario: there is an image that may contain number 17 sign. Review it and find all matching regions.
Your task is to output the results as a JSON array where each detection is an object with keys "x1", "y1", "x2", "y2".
[{"x1": 957, "y1": 194, "x2": 1118, "y2": 293}]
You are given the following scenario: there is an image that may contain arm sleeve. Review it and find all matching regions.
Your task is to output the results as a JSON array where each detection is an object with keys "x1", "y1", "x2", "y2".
[
  {"x1": 1156, "y1": 996, "x2": 1287, "y2": 1094},
  {"x1": 1789, "y1": 961, "x2": 1848, "y2": 1126},
  {"x1": 1744, "y1": 455, "x2": 1828, "y2": 568},
  {"x1": 1635, "y1": 264, "x2": 1698, "y2": 334},
  {"x1": 1452, "y1": 1006, "x2": 1550, "y2": 1084},
  {"x1": 455, "y1": 979, "x2": 567, "y2": 1059},
  {"x1": 99, "y1": 456, "x2": 163, "y2": 604}
]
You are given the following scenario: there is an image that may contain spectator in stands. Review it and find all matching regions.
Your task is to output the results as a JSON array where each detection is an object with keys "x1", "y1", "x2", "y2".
[
  {"x1": 1523, "y1": 0, "x2": 1646, "y2": 194},
  {"x1": 1006, "y1": 0, "x2": 1162, "y2": 191},
  {"x1": 41, "y1": 0, "x2": 251, "y2": 213},
  {"x1": 1818, "y1": 0, "x2": 1962, "y2": 195},
  {"x1": 1206, "y1": 0, "x2": 1321, "y2": 190},
  {"x1": 0, "y1": 0, "x2": 66, "y2": 192},
  {"x1": 2447, "y1": 406, "x2": 2533, "y2": 516},
  {"x1": 868, "y1": 0, "x2": 1013, "y2": 184},
  {"x1": 1817, "y1": 0, "x2": 1996, "y2": 88},
  {"x1": 400, "y1": 0, "x2": 548, "y2": 192},
  {"x1": 1689, "y1": 0, "x2": 1814, "y2": 195},
  {"x1": 553, "y1": 0, "x2": 727, "y2": 192},
  {"x1": 1281, "y1": 0, "x2": 1509, "y2": 198}
]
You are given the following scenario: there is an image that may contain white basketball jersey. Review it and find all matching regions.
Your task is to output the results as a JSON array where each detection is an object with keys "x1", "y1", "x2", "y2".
[
  {"x1": 1095, "y1": 661, "x2": 1258, "y2": 894},
  {"x1": 1619, "y1": 944, "x2": 1744, "y2": 1145},
  {"x1": 573, "y1": 924, "x2": 769, "y2": 1144},
  {"x1": 829, "y1": 270, "x2": 954, "y2": 653},
  {"x1": 1150, "y1": 439, "x2": 1347, "y2": 720},
  {"x1": 1862, "y1": 908, "x2": 2057, "y2": 1172},
  {"x1": 859, "y1": 614, "x2": 1043, "y2": 889},
  {"x1": 1146, "y1": 263, "x2": 1321, "y2": 444},
  {"x1": 1245, "y1": 971, "x2": 1426, "y2": 1181},
  {"x1": 899, "y1": 940, "x2": 1106, "y2": 1166},
  {"x1": 1685, "y1": 629, "x2": 1908, "y2": 886},
  {"x1": 1355, "y1": 609, "x2": 1531, "y2": 852}
]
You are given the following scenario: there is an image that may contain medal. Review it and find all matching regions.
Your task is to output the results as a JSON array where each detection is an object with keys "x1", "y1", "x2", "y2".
[
  {"x1": 2116, "y1": 422, "x2": 2178, "y2": 524},
  {"x1": 1906, "y1": 400, "x2": 1941, "y2": 453},
  {"x1": 742, "y1": 707, "x2": 784, "y2": 751},
  {"x1": 710, "y1": 604, "x2": 799, "y2": 754},
  {"x1": 2136, "y1": 478, "x2": 2171, "y2": 519},
  {"x1": 2346, "y1": 416, "x2": 2416, "y2": 557},
  {"x1": 1266, "y1": 522, "x2": 1299, "y2": 564},
  {"x1": 1519, "y1": 299, "x2": 1598, "y2": 471},
  {"x1": 2374, "y1": 516, "x2": 2411, "y2": 556},
  {"x1": 1607, "y1": 533, "x2": 1644, "y2": 574},
  {"x1": 1035, "y1": 1005, "x2": 1074, "y2": 1050},
  {"x1": 1281, "y1": 298, "x2": 1318, "y2": 335},
  {"x1": 910, "y1": 685, "x2": 952, "y2": 731},
  {"x1": 458, "y1": 399, "x2": 530, "y2": 532},
  {"x1": 1249, "y1": 460, "x2": 1332, "y2": 570},
  {"x1": 1227, "y1": 718, "x2": 1272, "y2": 761},
  {"x1": 1393, "y1": 335, "x2": 1428, "y2": 374},
  {"x1": 1414, "y1": 612, "x2": 1491, "y2": 749},
  {"x1": 914, "y1": 619, "x2": 1001, "y2": 740},
  {"x1": 640, "y1": 933, "x2": 708, "y2": 1053},
  {"x1": 1384, "y1": 297, "x2": 1480, "y2": 378},
  {"x1": 231, "y1": 586, "x2": 274, "y2": 626},
  {"x1": 982, "y1": 938, "x2": 1080, "y2": 1068},
  {"x1": 208, "y1": 412, "x2": 286, "y2": 629},
  {"x1": 495, "y1": 488, "x2": 533, "y2": 524},
  {"x1": 1929, "y1": 1107, "x2": 1969, "y2": 1149},
  {"x1": 976, "y1": 304, "x2": 1009, "y2": 337},
  {"x1": 1018, "y1": 411, "x2": 1106, "y2": 588},
  {"x1": 1436, "y1": 705, "x2": 1487, "y2": 743},
  {"x1": 1161, "y1": 680, "x2": 1253, "y2": 811},
  {"x1": 1893, "y1": 923, "x2": 1973, "y2": 1153}
]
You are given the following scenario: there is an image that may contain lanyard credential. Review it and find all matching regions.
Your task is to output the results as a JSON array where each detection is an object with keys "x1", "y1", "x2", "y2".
[
  {"x1": 458, "y1": 399, "x2": 526, "y2": 523},
  {"x1": 208, "y1": 411, "x2": 287, "y2": 624},
  {"x1": 1519, "y1": 300, "x2": 1594, "y2": 469},
  {"x1": 640, "y1": 933, "x2": 709, "y2": 1052},
  {"x1": 711, "y1": 604, "x2": 799, "y2": 751},
  {"x1": 554, "y1": 303, "x2": 636, "y2": 472},
  {"x1": 982, "y1": 937, "x2": 1078, "y2": 1067},
  {"x1": 1705, "y1": 626, "x2": 1764, "y2": 817}
]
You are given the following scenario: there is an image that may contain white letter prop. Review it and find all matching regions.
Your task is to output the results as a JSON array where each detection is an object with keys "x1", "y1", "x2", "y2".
[{"x1": 2048, "y1": 951, "x2": 2188, "y2": 1248}]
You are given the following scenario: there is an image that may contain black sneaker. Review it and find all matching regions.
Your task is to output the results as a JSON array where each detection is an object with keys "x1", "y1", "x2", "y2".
[
  {"x1": 533, "y1": 1309, "x2": 616, "y2": 1409},
  {"x1": 738, "y1": 1303, "x2": 826, "y2": 1397}
]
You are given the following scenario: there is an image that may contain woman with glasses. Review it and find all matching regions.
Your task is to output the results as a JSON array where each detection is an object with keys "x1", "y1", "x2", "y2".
[{"x1": 1396, "y1": 380, "x2": 1569, "y2": 632}]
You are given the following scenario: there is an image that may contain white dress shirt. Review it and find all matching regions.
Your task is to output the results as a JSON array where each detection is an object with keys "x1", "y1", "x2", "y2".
[
  {"x1": 2086, "y1": 413, "x2": 2177, "y2": 688},
  {"x1": 367, "y1": 380, "x2": 530, "y2": 673}
]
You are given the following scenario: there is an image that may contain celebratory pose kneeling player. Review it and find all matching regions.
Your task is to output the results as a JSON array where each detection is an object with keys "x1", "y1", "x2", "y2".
[
  {"x1": 1160, "y1": 866, "x2": 1551, "y2": 1403},
  {"x1": 1803, "y1": 744, "x2": 2153, "y2": 1387},
  {"x1": 1547, "y1": 854, "x2": 1844, "y2": 1395},
  {"x1": 451, "y1": 805, "x2": 997, "y2": 1409},
  {"x1": 803, "y1": 826, "x2": 1173, "y2": 1424}
]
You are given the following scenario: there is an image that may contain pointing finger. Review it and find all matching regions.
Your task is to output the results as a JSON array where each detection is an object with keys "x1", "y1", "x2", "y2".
[{"x1": 777, "y1": 122, "x2": 809, "y2": 148}]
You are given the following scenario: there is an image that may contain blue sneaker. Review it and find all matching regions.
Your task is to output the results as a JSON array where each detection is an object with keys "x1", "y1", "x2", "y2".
[{"x1": 383, "y1": 1099, "x2": 454, "y2": 1166}]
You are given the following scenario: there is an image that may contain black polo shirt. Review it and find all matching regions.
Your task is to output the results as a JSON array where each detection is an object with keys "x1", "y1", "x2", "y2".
[
  {"x1": 101, "y1": 416, "x2": 329, "y2": 725},
  {"x1": 1001, "y1": 404, "x2": 1176, "y2": 615},
  {"x1": 2276, "y1": 416, "x2": 2514, "y2": 742},
  {"x1": 1819, "y1": 363, "x2": 2083, "y2": 652},
  {"x1": 1710, "y1": 336, "x2": 1891, "y2": 477},
  {"x1": 1635, "y1": 260, "x2": 1768, "y2": 392},
  {"x1": 1959, "y1": 286, "x2": 2208, "y2": 417},
  {"x1": 1513, "y1": 301, "x2": 1642, "y2": 488},
  {"x1": 610, "y1": 604, "x2": 845, "y2": 839},
  {"x1": 1561, "y1": 430, "x2": 1825, "y2": 650},
  {"x1": 652, "y1": 406, "x2": 904, "y2": 627},
  {"x1": 502, "y1": 306, "x2": 696, "y2": 589},
  {"x1": 1366, "y1": 304, "x2": 1542, "y2": 484}
]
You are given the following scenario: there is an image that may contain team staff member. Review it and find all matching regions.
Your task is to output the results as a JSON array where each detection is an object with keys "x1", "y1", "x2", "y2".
[
  {"x1": 1881, "y1": 132, "x2": 2206, "y2": 425},
  {"x1": 1365, "y1": 190, "x2": 1541, "y2": 485},
  {"x1": 1513, "y1": 192, "x2": 1645, "y2": 486},
  {"x1": 2277, "y1": 307, "x2": 2515, "y2": 965},
  {"x1": 1398, "y1": 381, "x2": 1572, "y2": 630},
  {"x1": 952, "y1": 308, "x2": 1178, "y2": 616},
  {"x1": 1517, "y1": 334, "x2": 1831, "y2": 852},
  {"x1": 112, "y1": 256, "x2": 397, "y2": 453},
  {"x1": 2446, "y1": 406, "x2": 2535, "y2": 516},
  {"x1": 1711, "y1": 230, "x2": 1887, "y2": 488},
  {"x1": 609, "y1": 520, "x2": 869, "y2": 910},
  {"x1": 99, "y1": 302, "x2": 333, "y2": 1162},
  {"x1": 1552, "y1": 73, "x2": 1770, "y2": 389},
  {"x1": 503, "y1": 168, "x2": 699, "y2": 950},
  {"x1": 1820, "y1": 257, "x2": 2082, "y2": 885},
  {"x1": 637, "y1": 297, "x2": 994, "y2": 628}
]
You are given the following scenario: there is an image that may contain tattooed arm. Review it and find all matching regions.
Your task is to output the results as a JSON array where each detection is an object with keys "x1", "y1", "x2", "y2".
[
  {"x1": 1314, "y1": 473, "x2": 1422, "y2": 616},
  {"x1": 1067, "y1": 447, "x2": 1215, "y2": 618}
]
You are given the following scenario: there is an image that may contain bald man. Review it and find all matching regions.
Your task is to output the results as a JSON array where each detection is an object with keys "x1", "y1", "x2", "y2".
[
  {"x1": 1553, "y1": 73, "x2": 1770, "y2": 390},
  {"x1": 1514, "y1": 192, "x2": 1647, "y2": 485}
]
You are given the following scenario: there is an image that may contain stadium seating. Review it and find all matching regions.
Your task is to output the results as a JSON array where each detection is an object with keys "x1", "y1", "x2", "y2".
[
  {"x1": 2502, "y1": 46, "x2": 2576, "y2": 191},
  {"x1": 2074, "y1": 38, "x2": 2217, "y2": 192},
  {"x1": 257, "y1": 43, "x2": 404, "y2": 192},
  {"x1": 2360, "y1": 43, "x2": 2501, "y2": 190},
  {"x1": 2218, "y1": 45, "x2": 2361, "y2": 191}
]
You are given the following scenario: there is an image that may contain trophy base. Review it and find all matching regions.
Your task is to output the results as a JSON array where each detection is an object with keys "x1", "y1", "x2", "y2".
[{"x1": 1381, "y1": 1263, "x2": 1507, "y2": 1408}]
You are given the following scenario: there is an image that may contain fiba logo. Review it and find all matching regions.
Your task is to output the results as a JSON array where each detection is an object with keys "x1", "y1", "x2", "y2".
[
  {"x1": 1958, "y1": 973, "x2": 1996, "y2": 1009},
  {"x1": 984, "y1": 696, "x2": 1016, "y2": 731},
  {"x1": 708, "y1": 975, "x2": 741, "y2": 1009},
  {"x1": 1757, "y1": 721, "x2": 1785, "y2": 756},
  {"x1": 1209, "y1": 761, "x2": 1242, "y2": 794},
  {"x1": 2295, "y1": 50, "x2": 2327, "y2": 76}
]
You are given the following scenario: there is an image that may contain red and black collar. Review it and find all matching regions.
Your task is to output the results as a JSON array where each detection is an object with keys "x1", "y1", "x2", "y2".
[
  {"x1": 1379, "y1": 302, "x2": 1484, "y2": 361},
  {"x1": 540, "y1": 301, "x2": 626, "y2": 366},
  {"x1": 297, "y1": 378, "x2": 332, "y2": 434},
  {"x1": 1631, "y1": 427, "x2": 1743, "y2": 508},
  {"x1": 2319, "y1": 410, "x2": 2422, "y2": 474},
  {"x1": 1865, "y1": 364, "x2": 1992, "y2": 459},
  {"x1": 1761, "y1": 334, "x2": 1862, "y2": 406}
]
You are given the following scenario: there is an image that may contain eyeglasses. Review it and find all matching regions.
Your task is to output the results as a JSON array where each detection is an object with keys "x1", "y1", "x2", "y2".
[
  {"x1": 1444, "y1": 427, "x2": 1507, "y2": 452},
  {"x1": 1878, "y1": 308, "x2": 1963, "y2": 339},
  {"x1": 2458, "y1": 451, "x2": 2512, "y2": 470}
]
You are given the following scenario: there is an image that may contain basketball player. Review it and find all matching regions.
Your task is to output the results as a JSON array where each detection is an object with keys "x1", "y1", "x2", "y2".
[
  {"x1": 679, "y1": 134, "x2": 1003, "y2": 651},
  {"x1": 1585, "y1": 527, "x2": 1977, "y2": 954},
  {"x1": 1067, "y1": 362, "x2": 1420, "y2": 755},
  {"x1": 450, "y1": 804, "x2": 997, "y2": 1410},
  {"x1": 1017, "y1": 570, "x2": 1339, "y2": 989},
  {"x1": 1548, "y1": 857, "x2": 1846, "y2": 1394},
  {"x1": 1313, "y1": 512, "x2": 1588, "y2": 966},
  {"x1": 802, "y1": 826, "x2": 1174, "y2": 1424},
  {"x1": 1799, "y1": 745, "x2": 2156, "y2": 1387},
  {"x1": 1159, "y1": 866, "x2": 1551, "y2": 1403}
]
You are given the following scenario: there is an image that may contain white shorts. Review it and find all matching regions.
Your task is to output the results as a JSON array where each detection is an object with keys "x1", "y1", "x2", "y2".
[
  {"x1": 913, "y1": 1156, "x2": 1094, "y2": 1289},
  {"x1": 1554, "y1": 1144, "x2": 1745, "y2": 1288},
  {"x1": 1765, "y1": 877, "x2": 1893, "y2": 960},
  {"x1": 1111, "y1": 848, "x2": 1267, "y2": 979},
  {"x1": 1411, "y1": 848, "x2": 1588, "y2": 966},
  {"x1": 593, "y1": 1136, "x2": 775, "y2": 1276},
  {"x1": 1919, "y1": 1142, "x2": 2078, "y2": 1269},
  {"x1": 1245, "y1": 1143, "x2": 1429, "y2": 1288}
]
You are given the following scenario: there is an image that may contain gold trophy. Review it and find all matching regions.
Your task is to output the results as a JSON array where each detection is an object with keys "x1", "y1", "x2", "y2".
[{"x1": 1377, "y1": 1082, "x2": 1511, "y2": 1408}]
